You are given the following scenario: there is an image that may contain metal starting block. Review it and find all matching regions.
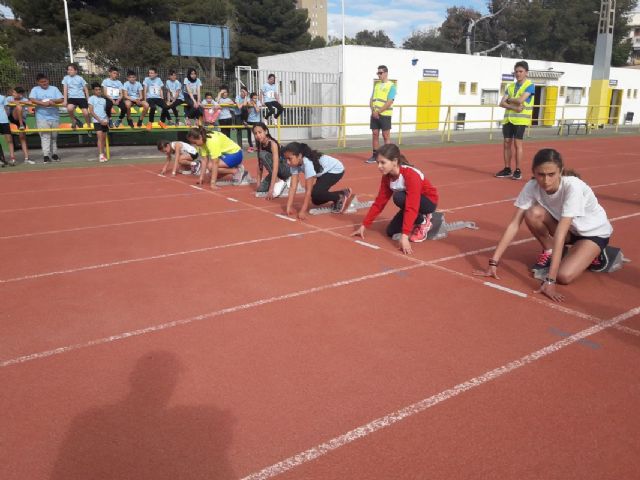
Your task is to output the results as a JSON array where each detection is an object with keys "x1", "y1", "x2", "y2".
[
  {"x1": 309, "y1": 196, "x2": 374, "y2": 215},
  {"x1": 392, "y1": 212, "x2": 477, "y2": 241},
  {"x1": 532, "y1": 245, "x2": 630, "y2": 280},
  {"x1": 255, "y1": 183, "x2": 306, "y2": 198},
  {"x1": 215, "y1": 174, "x2": 256, "y2": 186}
]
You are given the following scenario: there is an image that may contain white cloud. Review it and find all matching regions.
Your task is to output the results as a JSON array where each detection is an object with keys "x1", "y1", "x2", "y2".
[{"x1": 327, "y1": 0, "x2": 488, "y2": 44}]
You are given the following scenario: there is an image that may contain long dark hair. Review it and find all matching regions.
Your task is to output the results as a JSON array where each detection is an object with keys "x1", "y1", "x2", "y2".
[
  {"x1": 157, "y1": 139, "x2": 172, "y2": 151},
  {"x1": 186, "y1": 126, "x2": 212, "y2": 142},
  {"x1": 282, "y1": 142, "x2": 323, "y2": 174},
  {"x1": 185, "y1": 68, "x2": 198, "y2": 83},
  {"x1": 532, "y1": 148, "x2": 580, "y2": 178},
  {"x1": 377, "y1": 144, "x2": 411, "y2": 167},
  {"x1": 253, "y1": 122, "x2": 279, "y2": 152}
]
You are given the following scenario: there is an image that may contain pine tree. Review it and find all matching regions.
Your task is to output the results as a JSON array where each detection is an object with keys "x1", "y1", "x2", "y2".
[{"x1": 232, "y1": 0, "x2": 311, "y2": 66}]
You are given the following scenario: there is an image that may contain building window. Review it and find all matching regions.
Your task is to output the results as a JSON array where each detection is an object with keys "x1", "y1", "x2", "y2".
[
  {"x1": 559, "y1": 86, "x2": 566, "y2": 97},
  {"x1": 628, "y1": 89, "x2": 632, "y2": 98},
  {"x1": 566, "y1": 87, "x2": 582, "y2": 104},
  {"x1": 500, "y1": 82, "x2": 509, "y2": 95},
  {"x1": 634, "y1": 89, "x2": 638, "y2": 99},
  {"x1": 459, "y1": 82, "x2": 466, "y2": 95},
  {"x1": 481, "y1": 89, "x2": 499, "y2": 105},
  {"x1": 470, "y1": 82, "x2": 478, "y2": 95}
]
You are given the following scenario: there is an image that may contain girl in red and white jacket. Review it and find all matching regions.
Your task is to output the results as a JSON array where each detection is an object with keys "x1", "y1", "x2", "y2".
[{"x1": 352, "y1": 144, "x2": 439, "y2": 255}]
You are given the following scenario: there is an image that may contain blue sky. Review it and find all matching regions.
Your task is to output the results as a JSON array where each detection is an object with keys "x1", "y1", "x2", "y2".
[{"x1": 327, "y1": 0, "x2": 487, "y2": 45}]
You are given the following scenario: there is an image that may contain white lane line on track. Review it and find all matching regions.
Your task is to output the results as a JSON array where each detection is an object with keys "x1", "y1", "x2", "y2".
[
  {"x1": 275, "y1": 214, "x2": 296, "y2": 222},
  {"x1": 0, "y1": 192, "x2": 200, "y2": 213},
  {"x1": 239, "y1": 306, "x2": 640, "y2": 480},
  {"x1": 0, "y1": 232, "x2": 318, "y2": 284},
  {"x1": 0, "y1": 264, "x2": 421, "y2": 368},
  {"x1": 483, "y1": 281, "x2": 528, "y2": 298},
  {"x1": 355, "y1": 240, "x2": 380, "y2": 250},
  {"x1": 227, "y1": 197, "x2": 239, "y2": 203},
  {"x1": 0, "y1": 180, "x2": 163, "y2": 196},
  {"x1": 0, "y1": 208, "x2": 257, "y2": 240}
]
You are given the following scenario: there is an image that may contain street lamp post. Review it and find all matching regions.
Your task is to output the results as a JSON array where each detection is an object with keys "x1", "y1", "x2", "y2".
[{"x1": 63, "y1": 0, "x2": 74, "y2": 62}]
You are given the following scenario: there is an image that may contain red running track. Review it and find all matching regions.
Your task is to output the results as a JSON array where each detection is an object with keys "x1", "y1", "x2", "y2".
[{"x1": 1, "y1": 136, "x2": 639, "y2": 479}]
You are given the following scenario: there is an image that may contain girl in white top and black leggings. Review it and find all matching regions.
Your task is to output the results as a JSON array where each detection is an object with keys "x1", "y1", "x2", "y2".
[
  {"x1": 282, "y1": 142, "x2": 355, "y2": 220},
  {"x1": 475, "y1": 148, "x2": 612, "y2": 303}
]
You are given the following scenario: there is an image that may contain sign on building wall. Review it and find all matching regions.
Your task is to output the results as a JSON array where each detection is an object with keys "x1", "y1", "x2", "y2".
[
  {"x1": 502, "y1": 74, "x2": 514, "y2": 81},
  {"x1": 422, "y1": 69, "x2": 439, "y2": 78},
  {"x1": 609, "y1": 79, "x2": 618, "y2": 86}
]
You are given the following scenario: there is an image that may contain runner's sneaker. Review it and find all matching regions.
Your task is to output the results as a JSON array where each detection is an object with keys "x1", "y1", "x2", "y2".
[
  {"x1": 25, "y1": 158, "x2": 35, "y2": 165},
  {"x1": 232, "y1": 164, "x2": 246, "y2": 185},
  {"x1": 52, "y1": 154, "x2": 60, "y2": 162},
  {"x1": 512, "y1": 168, "x2": 522, "y2": 180},
  {"x1": 365, "y1": 154, "x2": 377, "y2": 164},
  {"x1": 495, "y1": 167, "x2": 512, "y2": 178},
  {"x1": 333, "y1": 188, "x2": 354, "y2": 213},
  {"x1": 108, "y1": 119, "x2": 114, "y2": 128},
  {"x1": 127, "y1": 119, "x2": 134, "y2": 128},
  {"x1": 588, "y1": 249, "x2": 609, "y2": 272},
  {"x1": 531, "y1": 250, "x2": 553, "y2": 273},
  {"x1": 409, "y1": 214, "x2": 432, "y2": 242},
  {"x1": 158, "y1": 121, "x2": 167, "y2": 129},
  {"x1": 99, "y1": 154, "x2": 108, "y2": 162},
  {"x1": 137, "y1": 120, "x2": 143, "y2": 128},
  {"x1": 247, "y1": 146, "x2": 255, "y2": 153},
  {"x1": 43, "y1": 156, "x2": 51, "y2": 164},
  {"x1": 256, "y1": 177, "x2": 270, "y2": 193},
  {"x1": 190, "y1": 160, "x2": 202, "y2": 175},
  {"x1": 272, "y1": 178, "x2": 287, "y2": 198},
  {"x1": 114, "y1": 118, "x2": 122, "y2": 128}
]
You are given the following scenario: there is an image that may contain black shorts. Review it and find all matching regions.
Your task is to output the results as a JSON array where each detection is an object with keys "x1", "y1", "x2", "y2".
[
  {"x1": 0, "y1": 123, "x2": 10, "y2": 135},
  {"x1": 93, "y1": 123, "x2": 109, "y2": 132},
  {"x1": 370, "y1": 115, "x2": 392, "y2": 131},
  {"x1": 502, "y1": 123, "x2": 526, "y2": 140},
  {"x1": 8, "y1": 110, "x2": 20, "y2": 125},
  {"x1": 189, "y1": 152, "x2": 198, "y2": 161},
  {"x1": 567, "y1": 233, "x2": 610, "y2": 252},
  {"x1": 68, "y1": 98, "x2": 89, "y2": 109}
]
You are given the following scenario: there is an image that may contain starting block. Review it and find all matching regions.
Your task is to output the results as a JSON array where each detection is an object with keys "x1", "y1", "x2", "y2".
[
  {"x1": 392, "y1": 212, "x2": 477, "y2": 241},
  {"x1": 309, "y1": 196, "x2": 374, "y2": 215},
  {"x1": 255, "y1": 183, "x2": 306, "y2": 198},
  {"x1": 215, "y1": 174, "x2": 256, "y2": 186},
  {"x1": 532, "y1": 245, "x2": 630, "y2": 280}
]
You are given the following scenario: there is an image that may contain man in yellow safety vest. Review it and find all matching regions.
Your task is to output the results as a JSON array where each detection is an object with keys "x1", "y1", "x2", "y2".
[
  {"x1": 365, "y1": 65, "x2": 397, "y2": 164},
  {"x1": 496, "y1": 60, "x2": 535, "y2": 180}
]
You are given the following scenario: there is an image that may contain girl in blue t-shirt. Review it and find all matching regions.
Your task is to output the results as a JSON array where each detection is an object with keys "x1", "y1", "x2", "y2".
[
  {"x1": 281, "y1": 142, "x2": 354, "y2": 220},
  {"x1": 62, "y1": 64, "x2": 91, "y2": 129}
]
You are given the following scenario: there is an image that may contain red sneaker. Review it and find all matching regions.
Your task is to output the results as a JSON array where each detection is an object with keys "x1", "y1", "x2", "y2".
[{"x1": 409, "y1": 214, "x2": 432, "y2": 242}]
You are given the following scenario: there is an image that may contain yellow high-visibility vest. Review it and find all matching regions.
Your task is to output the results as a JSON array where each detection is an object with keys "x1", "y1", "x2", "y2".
[
  {"x1": 503, "y1": 79, "x2": 534, "y2": 126},
  {"x1": 372, "y1": 81, "x2": 394, "y2": 117}
]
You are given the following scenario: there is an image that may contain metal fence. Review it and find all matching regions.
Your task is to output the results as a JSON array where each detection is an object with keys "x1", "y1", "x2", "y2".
[
  {"x1": 235, "y1": 66, "x2": 342, "y2": 140},
  {"x1": 0, "y1": 62, "x2": 236, "y2": 96}
]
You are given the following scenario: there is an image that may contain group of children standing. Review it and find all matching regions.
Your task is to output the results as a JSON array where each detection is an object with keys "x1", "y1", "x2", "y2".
[{"x1": 1, "y1": 65, "x2": 285, "y2": 164}]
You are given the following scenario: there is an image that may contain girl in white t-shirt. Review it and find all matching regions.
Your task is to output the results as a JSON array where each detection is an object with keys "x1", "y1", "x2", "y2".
[
  {"x1": 281, "y1": 142, "x2": 354, "y2": 220},
  {"x1": 157, "y1": 140, "x2": 201, "y2": 176},
  {"x1": 475, "y1": 148, "x2": 612, "y2": 302}
]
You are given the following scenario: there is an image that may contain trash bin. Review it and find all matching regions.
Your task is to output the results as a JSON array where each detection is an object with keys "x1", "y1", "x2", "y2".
[{"x1": 455, "y1": 112, "x2": 466, "y2": 130}]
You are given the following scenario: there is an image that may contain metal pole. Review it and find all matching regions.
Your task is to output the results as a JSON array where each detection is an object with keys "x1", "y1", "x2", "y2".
[{"x1": 63, "y1": 0, "x2": 74, "y2": 63}]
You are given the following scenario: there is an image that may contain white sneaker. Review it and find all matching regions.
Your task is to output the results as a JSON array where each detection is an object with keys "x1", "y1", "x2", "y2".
[
  {"x1": 25, "y1": 159, "x2": 35, "y2": 165},
  {"x1": 99, "y1": 154, "x2": 108, "y2": 162},
  {"x1": 232, "y1": 164, "x2": 245, "y2": 185},
  {"x1": 272, "y1": 179, "x2": 287, "y2": 197}
]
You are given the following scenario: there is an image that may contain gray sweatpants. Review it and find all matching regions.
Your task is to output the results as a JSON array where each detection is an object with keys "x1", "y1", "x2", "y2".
[{"x1": 36, "y1": 118, "x2": 60, "y2": 157}]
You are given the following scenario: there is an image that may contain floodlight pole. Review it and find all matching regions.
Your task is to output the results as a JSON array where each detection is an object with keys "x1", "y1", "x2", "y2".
[{"x1": 63, "y1": 0, "x2": 74, "y2": 63}]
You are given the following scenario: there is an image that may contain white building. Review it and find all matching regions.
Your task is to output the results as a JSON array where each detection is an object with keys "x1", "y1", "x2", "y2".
[
  {"x1": 258, "y1": 45, "x2": 640, "y2": 137},
  {"x1": 629, "y1": 11, "x2": 640, "y2": 65}
]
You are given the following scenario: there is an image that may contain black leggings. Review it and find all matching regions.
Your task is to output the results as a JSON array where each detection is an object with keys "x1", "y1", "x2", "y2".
[
  {"x1": 167, "y1": 99, "x2": 185, "y2": 121},
  {"x1": 184, "y1": 96, "x2": 203, "y2": 120},
  {"x1": 386, "y1": 191, "x2": 437, "y2": 237},
  {"x1": 311, "y1": 172, "x2": 343, "y2": 206},
  {"x1": 218, "y1": 118, "x2": 233, "y2": 137},
  {"x1": 147, "y1": 98, "x2": 170, "y2": 122},
  {"x1": 105, "y1": 99, "x2": 127, "y2": 119},
  {"x1": 264, "y1": 101, "x2": 283, "y2": 119}
]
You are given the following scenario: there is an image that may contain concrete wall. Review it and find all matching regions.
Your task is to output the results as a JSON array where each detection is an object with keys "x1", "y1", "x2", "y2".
[{"x1": 258, "y1": 45, "x2": 640, "y2": 136}]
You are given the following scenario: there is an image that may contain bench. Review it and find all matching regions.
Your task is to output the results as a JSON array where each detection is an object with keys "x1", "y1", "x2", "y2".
[{"x1": 557, "y1": 118, "x2": 587, "y2": 136}]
